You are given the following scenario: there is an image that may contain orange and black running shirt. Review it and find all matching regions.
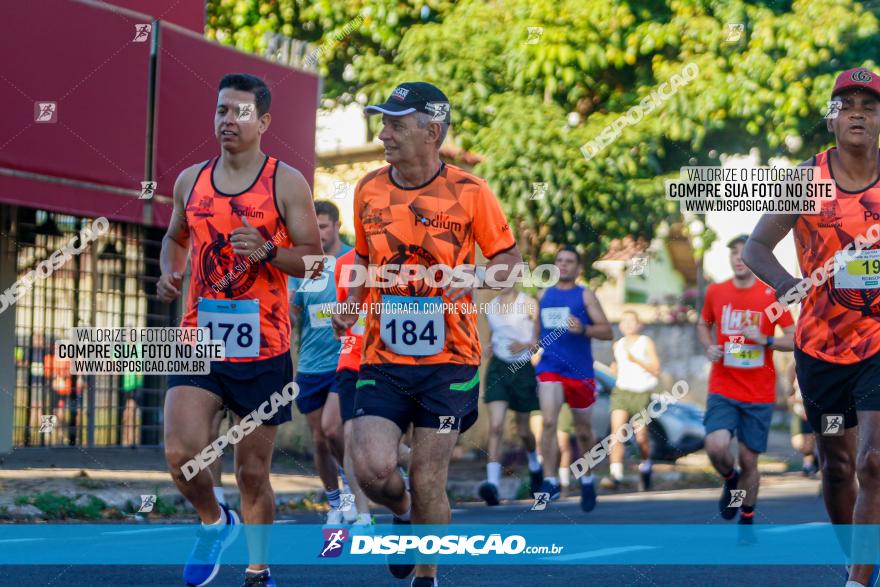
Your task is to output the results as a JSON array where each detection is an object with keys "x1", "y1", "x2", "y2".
[
  {"x1": 794, "y1": 148, "x2": 880, "y2": 364},
  {"x1": 353, "y1": 163, "x2": 516, "y2": 366},
  {"x1": 180, "y1": 156, "x2": 293, "y2": 362}
]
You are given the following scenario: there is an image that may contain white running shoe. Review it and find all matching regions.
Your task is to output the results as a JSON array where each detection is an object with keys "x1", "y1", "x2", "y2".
[{"x1": 325, "y1": 508, "x2": 344, "y2": 526}]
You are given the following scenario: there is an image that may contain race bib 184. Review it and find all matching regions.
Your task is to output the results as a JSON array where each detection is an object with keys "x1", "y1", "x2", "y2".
[{"x1": 379, "y1": 295, "x2": 444, "y2": 356}]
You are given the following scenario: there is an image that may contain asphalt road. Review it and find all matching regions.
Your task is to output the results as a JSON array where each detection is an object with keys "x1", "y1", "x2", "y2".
[{"x1": 5, "y1": 476, "x2": 850, "y2": 586}]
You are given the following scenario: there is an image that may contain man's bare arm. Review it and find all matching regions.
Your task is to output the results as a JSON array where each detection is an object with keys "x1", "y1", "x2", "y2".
[
  {"x1": 583, "y1": 288, "x2": 613, "y2": 340},
  {"x1": 271, "y1": 163, "x2": 324, "y2": 277},
  {"x1": 742, "y1": 213, "x2": 800, "y2": 295},
  {"x1": 157, "y1": 166, "x2": 197, "y2": 302}
]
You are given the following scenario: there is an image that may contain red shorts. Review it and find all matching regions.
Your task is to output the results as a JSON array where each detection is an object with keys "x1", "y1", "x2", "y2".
[{"x1": 537, "y1": 372, "x2": 596, "y2": 409}]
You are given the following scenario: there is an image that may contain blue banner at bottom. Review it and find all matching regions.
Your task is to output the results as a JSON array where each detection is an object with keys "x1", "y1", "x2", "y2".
[{"x1": 0, "y1": 524, "x2": 878, "y2": 565}]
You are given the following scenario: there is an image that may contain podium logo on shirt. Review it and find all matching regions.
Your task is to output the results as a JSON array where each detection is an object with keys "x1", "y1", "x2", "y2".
[{"x1": 720, "y1": 305, "x2": 763, "y2": 335}]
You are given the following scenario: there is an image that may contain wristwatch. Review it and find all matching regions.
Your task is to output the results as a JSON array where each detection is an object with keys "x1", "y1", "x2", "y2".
[
  {"x1": 765, "y1": 336, "x2": 774, "y2": 348},
  {"x1": 264, "y1": 243, "x2": 277, "y2": 263}
]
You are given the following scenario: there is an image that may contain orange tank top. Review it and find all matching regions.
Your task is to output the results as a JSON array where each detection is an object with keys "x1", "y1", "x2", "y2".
[
  {"x1": 794, "y1": 148, "x2": 880, "y2": 364},
  {"x1": 180, "y1": 156, "x2": 293, "y2": 362}
]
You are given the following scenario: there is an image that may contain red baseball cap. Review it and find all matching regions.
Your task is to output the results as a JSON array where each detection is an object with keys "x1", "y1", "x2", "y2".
[{"x1": 832, "y1": 67, "x2": 880, "y2": 99}]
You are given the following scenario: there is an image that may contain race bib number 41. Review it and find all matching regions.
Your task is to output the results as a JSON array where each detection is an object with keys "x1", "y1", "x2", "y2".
[
  {"x1": 197, "y1": 298, "x2": 260, "y2": 358},
  {"x1": 835, "y1": 248, "x2": 880, "y2": 289},
  {"x1": 723, "y1": 342, "x2": 765, "y2": 369},
  {"x1": 379, "y1": 295, "x2": 444, "y2": 356}
]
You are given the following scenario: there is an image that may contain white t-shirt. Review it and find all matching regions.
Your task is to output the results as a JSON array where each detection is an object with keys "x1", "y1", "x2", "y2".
[
  {"x1": 486, "y1": 292, "x2": 534, "y2": 363},
  {"x1": 613, "y1": 335, "x2": 658, "y2": 392}
]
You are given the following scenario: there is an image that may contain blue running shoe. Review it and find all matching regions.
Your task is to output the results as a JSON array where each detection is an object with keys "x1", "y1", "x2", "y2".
[
  {"x1": 183, "y1": 504, "x2": 240, "y2": 586},
  {"x1": 580, "y1": 480, "x2": 597, "y2": 512},
  {"x1": 243, "y1": 570, "x2": 276, "y2": 586},
  {"x1": 538, "y1": 479, "x2": 561, "y2": 502}
]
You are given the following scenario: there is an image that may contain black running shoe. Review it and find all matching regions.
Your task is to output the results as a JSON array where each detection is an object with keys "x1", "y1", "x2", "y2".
[
  {"x1": 387, "y1": 515, "x2": 414, "y2": 579},
  {"x1": 478, "y1": 482, "x2": 500, "y2": 506},
  {"x1": 529, "y1": 469, "x2": 544, "y2": 495},
  {"x1": 719, "y1": 470, "x2": 740, "y2": 520},
  {"x1": 411, "y1": 577, "x2": 436, "y2": 587},
  {"x1": 639, "y1": 468, "x2": 652, "y2": 492},
  {"x1": 243, "y1": 570, "x2": 276, "y2": 586}
]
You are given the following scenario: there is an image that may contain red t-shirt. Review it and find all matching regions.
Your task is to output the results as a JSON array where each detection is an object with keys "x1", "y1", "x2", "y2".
[
  {"x1": 701, "y1": 279, "x2": 794, "y2": 404},
  {"x1": 335, "y1": 249, "x2": 364, "y2": 372}
]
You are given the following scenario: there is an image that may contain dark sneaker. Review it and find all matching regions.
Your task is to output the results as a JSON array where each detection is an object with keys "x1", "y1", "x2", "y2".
[
  {"x1": 183, "y1": 504, "x2": 241, "y2": 586},
  {"x1": 243, "y1": 570, "x2": 276, "y2": 586},
  {"x1": 411, "y1": 577, "x2": 437, "y2": 587},
  {"x1": 387, "y1": 515, "x2": 414, "y2": 579},
  {"x1": 538, "y1": 479, "x2": 561, "y2": 501},
  {"x1": 639, "y1": 469, "x2": 652, "y2": 492},
  {"x1": 478, "y1": 482, "x2": 500, "y2": 506},
  {"x1": 580, "y1": 481, "x2": 597, "y2": 512},
  {"x1": 719, "y1": 470, "x2": 740, "y2": 520},
  {"x1": 529, "y1": 469, "x2": 544, "y2": 495}
]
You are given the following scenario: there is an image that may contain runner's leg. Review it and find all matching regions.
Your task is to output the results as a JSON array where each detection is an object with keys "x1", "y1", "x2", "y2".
[
  {"x1": 209, "y1": 409, "x2": 226, "y2": 505},
  {"x1": 164, "y1": 385, "x2": 224, "y2": 523},
  {"x1": 306, "y1": 407, "x2": 341, "y2": 493},
  {"x1": 609, "y1": 408, "x2": 629, "y2": 482},
  {"x1": 705, "y1": 429, "x2": 736, "y2": 477},
  {"x1": 850, "y1": 412, "x2": 880, "y2": 586},
  {"x1": 343, "y1": 419, "x2": 371, "y2": 516},
  {"x1": 538, "y1": 381, "x2": 564, "y2": 479},
  {"x1": 486, "y1": 400, "x2": 508, "y2": 484},
  {"x1": 737, "y1": 444, "x2": 760, "y2": 508},
  {"x1": 410, "y1": 425, "x2": 459, "y2": 579},
  {"x1": 321, "y1": 392, "x2": 345, "y2": 464},
  {"x1": 816, "y1": 429, "x2": 858, "y2": 524},
  {"x1": 233, "y1": 419, "x2": 277, "y2": 573},
  {"x1": 352, "y1": 415, "x2": 409, "y2": 516}
]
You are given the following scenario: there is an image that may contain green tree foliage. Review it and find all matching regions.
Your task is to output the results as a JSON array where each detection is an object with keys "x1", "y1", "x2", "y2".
[{"x1": 207, "y1": 0, "x2": 880, "y2": 270}]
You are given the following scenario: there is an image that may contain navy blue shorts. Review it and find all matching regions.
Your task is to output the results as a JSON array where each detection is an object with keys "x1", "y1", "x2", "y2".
[
  {"x1": 167, "y1": 352, "x2": 294, "y2": 426},
  {"x1": 295, "y1": 370, "x2": 336, "y2": 415},
  {"x1": 336, "y1": 368, "x2": 358, "y2": 423},
  {"x1": 354, "y1": 363, "x2": 480, "y2": 433},
  {"x1": 704, "y1": 393, "x2": 774, "y2": 453},
  {"x1": 795, "y1": 346, "x2": 880, "y2": 433}
]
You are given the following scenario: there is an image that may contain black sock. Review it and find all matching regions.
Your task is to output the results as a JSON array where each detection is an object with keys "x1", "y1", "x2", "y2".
[{"x1": 740, "y1": 505, "x2": 755, "y2": 524}]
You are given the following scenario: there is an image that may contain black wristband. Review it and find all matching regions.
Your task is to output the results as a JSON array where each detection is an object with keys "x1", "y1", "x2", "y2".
[{"x1": 263, "y1": 243, "x2": 277, "y2": 263}]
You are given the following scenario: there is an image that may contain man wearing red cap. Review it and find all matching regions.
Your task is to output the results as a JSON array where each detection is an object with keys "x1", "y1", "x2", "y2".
[{"x1": 744, "y1": 67, "x2": 880, "y2": 587}]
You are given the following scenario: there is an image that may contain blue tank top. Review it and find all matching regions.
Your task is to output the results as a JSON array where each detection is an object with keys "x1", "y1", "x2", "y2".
[{"x1": 536, "y1": 285, "x2": 594, "y2": 380}]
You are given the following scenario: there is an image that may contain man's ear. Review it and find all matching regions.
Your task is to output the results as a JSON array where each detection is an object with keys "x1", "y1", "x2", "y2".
[{"x1": 259, "y1": 112, "x2": 272, "y2": 134}]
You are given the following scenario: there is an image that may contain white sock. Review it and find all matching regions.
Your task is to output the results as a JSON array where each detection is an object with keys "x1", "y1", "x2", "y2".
[
  {"x1": 213, "y1": 486, "x2": 226, "y2": 505},
  {"x1": 845, "y1": 582, "x2": 866, "y2": 587},
  {"x1": 326, "y1": 488, "x2": 341, "y2": 509},
  {"x1": 487, "y1": 461, "x2": 502, "y2": 486},
  {"x1": 246, "y1": 568, "x2": 270, "y2": 577},
  {"x1": 203, "y1": 513, "x2": 225, "y2": 527},
  {"x1": 527, "y1": 450, "x2": 542, "y2": 472},
  {"x1": 355, "y1": 512, "x2": 373, "y2": 524},
  {"x1": 580, "y1": 474, "x2": 594, "y2": 485},
  {"x1": 639, "y1": 460, "x2": 652, "y2": 473},
  {"x1": 558, "y1": 468, "x2": 570, "y2": 486},
  {"x1": 610, "y1": 463, "x2": 624, "y2": 480},
  {"x1": 546, "y1": 476, "x2": 559, "y2": 486}
]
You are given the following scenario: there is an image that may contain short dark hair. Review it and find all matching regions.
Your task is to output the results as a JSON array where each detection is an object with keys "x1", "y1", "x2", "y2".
[
  {"x1": 218, "y1": 74, "x2": 271, "y2": 116},
  {"x1": 314, "y1": 200, "x2": 340, "y2": 224},
  {"x1": 727, "y1": 234, "x2": 749, "y2": 249},
  {"x1": 557, "y1": 245, "x2": 581, "y2": 264}
]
